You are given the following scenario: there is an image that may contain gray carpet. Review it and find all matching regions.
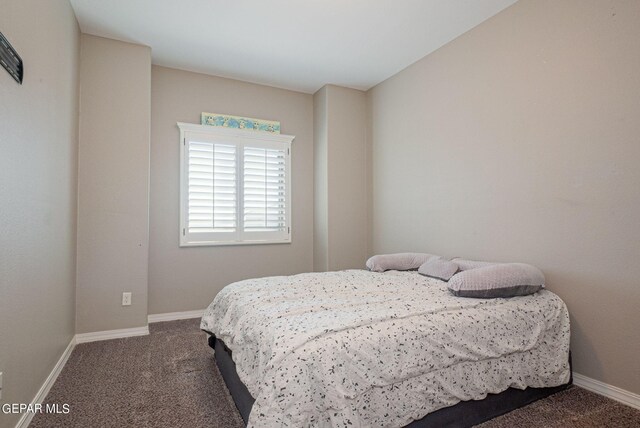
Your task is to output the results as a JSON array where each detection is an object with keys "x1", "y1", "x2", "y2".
[
  {"x1": 31, "y1": 319, "x2": 640, "y2": 428},
  {"x1": 31, "y1": 319, "x2": 244, "y2": 428}
]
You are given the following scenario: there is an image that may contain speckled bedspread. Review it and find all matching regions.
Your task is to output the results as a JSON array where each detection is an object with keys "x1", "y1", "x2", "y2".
[{"x1": 201, "y1": 270, "x2": 570, "y2": 428}]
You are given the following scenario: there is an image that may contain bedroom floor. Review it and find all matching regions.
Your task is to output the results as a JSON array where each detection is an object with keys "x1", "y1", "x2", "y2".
[{"x1": 31, "y1": 319, "x2": 640, "y2": 428}]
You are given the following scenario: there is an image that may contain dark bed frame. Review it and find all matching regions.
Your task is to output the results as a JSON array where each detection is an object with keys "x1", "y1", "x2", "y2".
[{"x1": 208, "y1": 336, "x2": 572, "y2": 427}]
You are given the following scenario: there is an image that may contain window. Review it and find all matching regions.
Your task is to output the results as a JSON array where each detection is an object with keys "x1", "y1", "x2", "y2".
[{"x1": 178, "y1": 122, "x2": 293, "y2": 246}]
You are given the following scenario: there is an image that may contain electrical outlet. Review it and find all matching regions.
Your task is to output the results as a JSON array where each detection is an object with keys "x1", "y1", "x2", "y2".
[
  {"x1": 0, "y1": 372, "x2": 3, "y2": 400},
  {"x1": 122, "y1": 292, "x2": 132, "y2": 306}
]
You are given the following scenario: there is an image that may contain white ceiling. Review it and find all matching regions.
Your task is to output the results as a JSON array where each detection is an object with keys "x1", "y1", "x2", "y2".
[{"x1": 69, "y1": 0, "x2": 517, "y2": 94}]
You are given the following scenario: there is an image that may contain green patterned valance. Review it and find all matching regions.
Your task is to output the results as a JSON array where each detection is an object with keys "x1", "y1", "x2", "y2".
[{"x1": 201, "y1": 112, "x2": 280, "y2": 134}]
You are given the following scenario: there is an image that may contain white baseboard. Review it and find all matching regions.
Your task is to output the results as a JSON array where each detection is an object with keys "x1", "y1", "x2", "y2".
[
  {"x1": 14, "y1": 337, "x2": 76, "y2": 428},
  {"x1": 573, "y1": 372, "x2": 640, "y2": 410},
  {"x1": 75, "y1": 325, "x2": 149, "y2": 344},
  {"x1": 148, "y1": 309, "x2": 204, "y2": 323}
]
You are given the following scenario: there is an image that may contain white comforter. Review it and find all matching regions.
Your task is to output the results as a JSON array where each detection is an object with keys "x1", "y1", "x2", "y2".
[{"x1": 201, "y1": 270, "x2": 570, "y2": 428}]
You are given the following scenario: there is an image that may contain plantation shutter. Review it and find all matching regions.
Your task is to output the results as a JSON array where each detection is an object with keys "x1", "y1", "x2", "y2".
[
  {"x1": 242, "y1": 146, "x2": 288, "y2": 241},
  {"x1": 186, "y1": 140, "x2": 238, "y2": 241},
  {"x1": 179, "y1": 123, "x2": 292, "y2": 246}
]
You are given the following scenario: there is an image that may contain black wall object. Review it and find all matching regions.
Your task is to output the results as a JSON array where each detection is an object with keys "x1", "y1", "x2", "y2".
[{"x1": 0, "y1": 31, "x2": 23, "y2": 84}]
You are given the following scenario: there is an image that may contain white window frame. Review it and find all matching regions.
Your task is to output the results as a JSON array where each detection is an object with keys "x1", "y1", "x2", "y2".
[{"x1": 178, "y1": 122, "x2": 293, "y2": 247}]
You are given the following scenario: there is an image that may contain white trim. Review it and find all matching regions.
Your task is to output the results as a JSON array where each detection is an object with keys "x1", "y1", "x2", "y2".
[
  {"x1": 573, "y1": 372, "x2": 640, "y2": 410},
  {"x1": 14, "y1": 337, "x2": 76, "y2": 428},
  {"x1": 148, "y1": 309, "x2": 205, "y2": 323},
  {"x1": 178, "y1": 122, "x2": 294, "y2": 248},
  {"x1": 74, "y1": 326, "x2": 149, "y2": 344},
  {"x1": 177, "y1": 122, "x2": 295, "y2": 143}
]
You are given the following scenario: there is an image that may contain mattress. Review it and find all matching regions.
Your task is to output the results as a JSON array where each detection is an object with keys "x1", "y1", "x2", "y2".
[{"x1": 201, "y1": 270, "x2": 571, "y2": 428}]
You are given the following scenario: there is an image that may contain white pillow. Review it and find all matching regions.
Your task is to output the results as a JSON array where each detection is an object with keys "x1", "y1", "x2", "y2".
[
  {"x1": 366, "y1": 253, "x2": 438, "y2": 273},
  {"x1": 448, "y1": 263, "x2": 545, "y2": 298}
]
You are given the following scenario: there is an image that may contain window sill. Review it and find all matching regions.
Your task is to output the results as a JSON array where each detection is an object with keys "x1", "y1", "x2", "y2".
[{"x1": 179, "y1": 239, "x2": 291, "y2": 248}]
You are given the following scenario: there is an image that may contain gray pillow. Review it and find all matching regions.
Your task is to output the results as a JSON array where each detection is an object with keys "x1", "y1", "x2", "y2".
[
  {"x1": 366, "y1": 253, "x2": 438, "y2": 272},
  {"x1": 418, "y1": 259, "x2": 459, "y2": 281},
  {"x1": 448, "y1": 263, "x2": 545, "y2": 298},
  {"x1": 451, "y1": 258, "x2": 498, "y2": 271}
]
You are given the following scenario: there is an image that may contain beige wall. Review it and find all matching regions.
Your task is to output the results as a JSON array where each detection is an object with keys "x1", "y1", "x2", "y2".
[
  {"x1": 368, "y1": 0, "x2": 640, "y2": 394},
  {"x1": 314, "y1": 85, "x2": 369, "y2": 271},
  {"x1": 326, "y1": 85, "x2": 369, "y2": 270},
  {"x1": 0, "y1": 1, "x2": 79, "y2": 427},
  {"x1": 76, "y1": 35, "x2": 151, "y2": 333},
  {"x1": 148, "y1": 66, "x2": 314, "y2": 314},
  {"x1": 313, "y1": 86, "x2": 329, "y2": 271}
]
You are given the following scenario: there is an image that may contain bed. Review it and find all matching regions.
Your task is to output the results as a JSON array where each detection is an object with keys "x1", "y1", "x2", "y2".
[{"x1": 201, "y1": 269, "x2": 571, "y2": 427}]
